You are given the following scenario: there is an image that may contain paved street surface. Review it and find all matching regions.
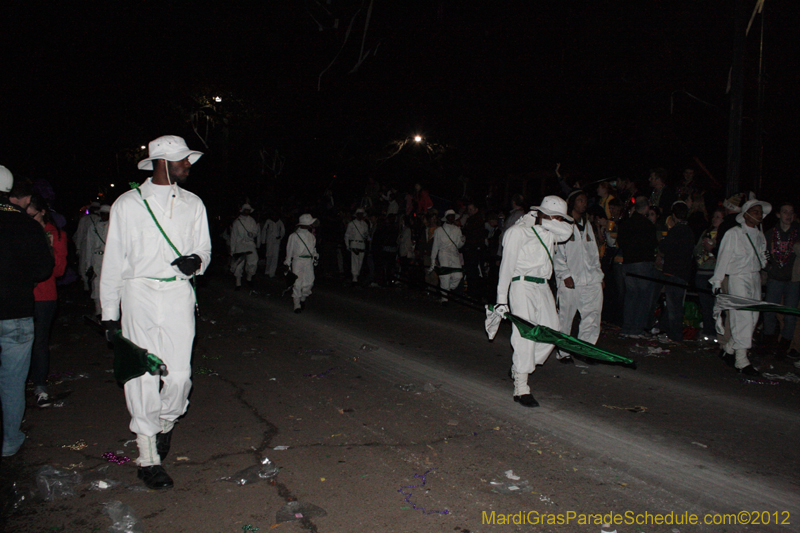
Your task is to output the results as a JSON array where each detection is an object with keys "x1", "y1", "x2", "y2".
[{"x1": 2, "y1": 273, "x2": 799, "y2": 533}]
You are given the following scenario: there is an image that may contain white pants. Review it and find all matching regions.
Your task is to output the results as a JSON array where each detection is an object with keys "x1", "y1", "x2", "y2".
[
  {"x1": 232, "y1": 248, "x2": 258, "y2": 281},
  {"x1": 350, "y1": 248, "x2": 365, "y2": 281},
  {"x1": 509, "y1": 280, "x2": 558, "y2": 373},
  {"x1": 121, "y1": 278, "x2": 195, "y2": 438},
  {"x1": 725, "y1": 272, "x2": 761, "y2": 355},
  {"x1": 265, "y1": 243, "x2": 280, "y2": 277},
  {"x1": 557, "y1": 281, "x2": 603, "y2": 355},
  {"x1": 439, "y1": 272, "x2": 462, "y2": 299},
  {"x1": 90, "y1": 254, "x2": 104, "y2": 315},
  {"x1": 292, "y1": 259, "x2": 315, "y2": 308}
]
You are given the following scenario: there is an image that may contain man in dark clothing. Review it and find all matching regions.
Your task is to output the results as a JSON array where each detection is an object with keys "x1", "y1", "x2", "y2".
[
  {"x1": 658, "y1": 202, "x2": 696, "y2": 342},
  {"x1": 763, "y1": 202, "x2": 800, "y2": 353},
  {"x1": 648, "y1": 168, "x2": 677, "y2": 220},
  {"x1": 461, "y1": 203, "x2": 486, "y2": 300},
  {"x1": 617, "y1": 196, "x2": 658, "y2": 338},
  {"x1": 0, "y1": 165, "x2": 55, "y2": 457}
]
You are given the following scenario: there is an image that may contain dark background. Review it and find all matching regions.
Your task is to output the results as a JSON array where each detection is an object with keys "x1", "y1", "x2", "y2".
[{"x1": 2, "y1": 0, "x2": 797, "y2": 218}]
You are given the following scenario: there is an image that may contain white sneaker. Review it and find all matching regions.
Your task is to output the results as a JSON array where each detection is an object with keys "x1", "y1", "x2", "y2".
[{"x1": 36, "y1": 392, "x2": 52, "y2": 408}]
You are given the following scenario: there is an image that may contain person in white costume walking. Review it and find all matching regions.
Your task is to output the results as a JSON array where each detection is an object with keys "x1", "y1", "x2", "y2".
[
  {"x1": 84, "y1": 204, "x2": 110, "y2": 317},
  {"x1": 74, "y1": 201, "x2": 101, "y2": 291},
  {"x1": 260, "y1": 211, "x2": 285, "y2": 277},
  {"x1": 554, "y1": 190, "x2": 604, "y2": 364},
  {"x1": 285, "y1": 214, "x2": 318, "y2": 313},
  {"x1": 230, "y1": 203, "x2": 259, "y2": 289},
  {"x1": 345, "y1": 208, "x2": 370, "y2": 283},
  {"x1": 429, "y1": 209, "x2": 466, "y2": 303},
  {"x1": 100, "y1": 135, "x2": 211, "y2": 490},
  {"x1": 709, "y1": 198, "x2": 771, "y2": 376},
  {"x1": 495, "y1": 196, "x2": 574, "y2": 407}
]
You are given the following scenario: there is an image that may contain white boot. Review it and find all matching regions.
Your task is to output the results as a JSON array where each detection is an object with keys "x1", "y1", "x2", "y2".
[
  {"x1": 512, "y1": 369, "x2": 538, "y2": 407},
  {"x1": 734, "y1": 348, "x2": 751, "y2": 369},
  {"x1": 136, "y1": 434, "x2": 160, "y2": 467}
]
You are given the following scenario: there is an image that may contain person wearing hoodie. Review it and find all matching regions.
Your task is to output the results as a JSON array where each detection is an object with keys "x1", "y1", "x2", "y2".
[{"x1": 495, "y1": 196, "x2": 574, "y2": 407}]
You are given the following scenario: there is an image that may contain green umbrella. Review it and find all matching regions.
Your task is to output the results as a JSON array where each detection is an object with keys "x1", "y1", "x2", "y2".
[
  {"x1": 112, "y1": 331, "x2": 167, "y2": 385},
  {"x1": 735, "y1": 304, "x2": 800, "y2": 316},
  {"x1": 504, "y1": 311, "x2": 634, "y2": 365}
]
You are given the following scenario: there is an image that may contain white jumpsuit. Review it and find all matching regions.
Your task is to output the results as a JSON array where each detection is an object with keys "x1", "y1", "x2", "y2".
[
  {"x1": 285, "y1": 228, "x2": 318, "y2": 309},
  {"x1": 496, "y1": 213, "x2": 560, "y2": 374},
  {"x1": 84, "y1": 218, "x2": 109, "y2": 315},
  {"x1": 100, "y1": 178, "x2": 211, "y2": 458},
  {"x1": 554, "y1": 220, "x2": 604, "y2": 355},
  {"x1": 345, "y1": 218, "x2": 370, "y2": 282},
  {"x1": 230, "y1": 215, "x2": 259, "y2": 281},
  {"x1": 709, "y1": 224, "x2": 766, "y2": 367},
  {"x1": 260, "y1": 218, "x2": 285, "y2": 277},
  {"x1": 430, "y1": 223, "x2": 465, "y2": 297}
]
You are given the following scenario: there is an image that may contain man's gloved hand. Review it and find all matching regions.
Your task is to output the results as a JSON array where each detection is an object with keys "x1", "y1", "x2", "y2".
[
  {"x1": 764, "y1": 250, "x2": 771, "y2": 263},
  {"x1": 171, "y1": 254, "x2": 202, "y2": 276},
  {"x1": 494, "y1": 304, "x2": 509, "y2": 316},
  {"x1": 713, "y1": 287, "x2": 722, "y2": 296},
  {"x1": 101, "y1": 320, "x2": 121, "y2": 342}
]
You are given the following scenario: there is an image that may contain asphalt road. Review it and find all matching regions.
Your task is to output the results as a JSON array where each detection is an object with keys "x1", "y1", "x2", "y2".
[{"x1": 2, "y1": 273, "x2": 799, "y2": 532}]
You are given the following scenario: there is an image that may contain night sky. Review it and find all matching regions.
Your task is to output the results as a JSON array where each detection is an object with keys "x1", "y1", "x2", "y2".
[{"x1": 3, "y1": 0, "x2": 798, "y2": 217}]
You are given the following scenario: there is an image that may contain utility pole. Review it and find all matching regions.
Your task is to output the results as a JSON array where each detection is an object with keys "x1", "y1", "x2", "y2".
[
  {"x1": 751, "y1": 2, "x2": 766, "y2": 193},
  {"x1": 726, "y1": 0, "x2": 746, "y2": 197}
]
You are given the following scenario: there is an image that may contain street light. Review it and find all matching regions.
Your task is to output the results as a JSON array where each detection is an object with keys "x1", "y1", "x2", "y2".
[
  {"x1": 414, "y1": 135, "x2": 423, "y2": 143},
  {"x1": 140, "y1": 145, "x2": 146, "y2": 150},
  {"x1": 110, "y1": 183, "x2": 115, "y2": 188},
  {"x1": 214, "y1": 96, "x2": 222, "y2": 103}
]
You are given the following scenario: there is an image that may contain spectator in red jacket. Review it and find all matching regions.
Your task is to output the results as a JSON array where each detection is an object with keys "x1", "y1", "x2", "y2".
[{"x1": 27, "y1": 193, "x2": 68, "y2": 407}]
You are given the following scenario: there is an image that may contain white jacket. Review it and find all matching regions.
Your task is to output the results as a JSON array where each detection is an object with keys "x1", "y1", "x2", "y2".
[
  {"x1": 496, "y1": 213, "x2": 557, "y2": 305},
  {"x1": 431, "y1": 223, "x2": 465, "y2": 268},
  {"x1": 84, "y1": 219, "x2": 109, "y2": 274},
  {"x1": 100, "y1": 178, "x2": 212, "y2": 320},
  {"x1": 554, "y1": 219, "x2": 604, "y2": 286},
  {"x1": 710, "y1": 224, "x2": 767, "y2": 290},
  {"x1": 345, "y1": 219, "x2": 370, "y2": 250},
  {"x1": 259, "y1": 219, "x2": 285, "y2": 249},
  {"x1": 230, "y1": 215, "x2": 259, "y2": 254},
  {"x1": 285, "y1": 228, "x2": 317, "y2": 266}
]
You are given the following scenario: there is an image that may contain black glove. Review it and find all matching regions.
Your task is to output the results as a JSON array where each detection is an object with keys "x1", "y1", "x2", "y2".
[
  {"x1": 171, "y1": 254, "x2": 202, "y2": 276},
  {"x1": 713, "y1": 287, "x2": 721, "y2": 296},
  {"x1": 101, "y1": 320, "x2": 121, "y2": 342}
]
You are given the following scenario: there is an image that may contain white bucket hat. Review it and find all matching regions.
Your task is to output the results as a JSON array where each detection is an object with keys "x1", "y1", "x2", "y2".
[
  {"x1": 240, "y1": 203, "x2": 253, "y2": 213},
  {"x1": 0, "y1": 165, "x2": 13, "y2": 193},
  {"x1": 298, "y1": 214, "x2": 317, "y2": 226},
  {"x1": 138, "y1": 135, "x2": 203, "y2": 171},
  {"x1": 442, "y1": 209, "x2": 457, "y2": 220},
  {"x1": 736, "y1": 199, "x2": 772, "y2": 224},
  {"x1": 532, "y1": 195, "x2": 573, "y2": 222},
  {"x1": 98, "y1": 205, "x2": 111, "y2": 214},
  {"x1": 355, "y1": 208, "x2": 366, "y2": 215}
]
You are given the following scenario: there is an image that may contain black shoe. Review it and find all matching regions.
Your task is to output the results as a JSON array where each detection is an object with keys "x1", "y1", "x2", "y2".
[
  {"x1": 235, "y1": 285, "x2": 241, "y2": 291},
  {"x1": 513, "y1": 394, "x2": 539, "y2": 408},
  {"x1": 300, "y1": 301, "x2": 305, "y2": 310},
  {"x1": 138, "y1": 465, "x2": 174, "y2": 489},
  {"x1": 719, "y1": 350, "x2": 735, "y2": 368},
  {"x1": 558, "y1": 356, "x2": 574, "y2": 365},
  {"x1": 787, "y1": 349, "x2": 800, "y2": 361},
  {"x1": 156, "y1": 429, "x2": 173, "y2": 461},
  {"x1": 294, "y1": 308, "x2": 302, "y2": 314},
  {"x1": 737, "y1": 365, "x2": 760, "y2": 377}
]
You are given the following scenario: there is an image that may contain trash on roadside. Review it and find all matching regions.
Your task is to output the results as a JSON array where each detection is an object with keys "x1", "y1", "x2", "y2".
[
  {"x1": 88, "y1": 479, "x2": 123, "y2": 491},
  {"x1": 195, "y1": 366, "x2": 218, "y2": 376},
  {"x1": 762, "y1": 372, "x2": 800, "y2": 383},
  {"x1": 237, "y1": 326, "x2": 249, "y2": 332},
  {"x1": 303, "y1": 367, "x2": 337, "y2": 378},
  {"x1": 216, "y1": 457, "x2": 279, "y2": 485},
  {"x1": 275, "y1": 500, "x2": 328, "y2": 522},
  {"x1": 740, "y1": 378, "x2": 780, "y2": 385},
  {"x1": 396, "y1": 383, "x2": 415, "y2": 392},
  {"x1": 603, "y1": 404, "x2": 647, "y2": 413},
  {"x1": 62, "y1": 439, "x2": 88, "y2": 451},
  {"x1": 504, "y1": 470, "x2": 520, "y2": 481},
  {"x1": 360, "y1": 344, "x2": 378, "y2": 351},
  {"x1": 57, "y1": 372, "x2": 90, "y2": 381},
  {"x1": 397, "y1": 468, "x2": 450, "y2": 515},
  {"x1": 103, "y1": 452, "x2": 132, "y2": 465},
  {"x1": 423, "y1": 383, "x2": 441, "y2": 393},
  {"x1": 103, "y1": 500, "x2": 144, "y2": 533},
  {"x1": 489, "y1": 480, "x2": 533, "y2": 493},
  {"x1": 36, "y1": 465, "x2": 82, "y2": 501},
  {"x1": 273, "y1": 446, "x2": 290, "y2": 451}
]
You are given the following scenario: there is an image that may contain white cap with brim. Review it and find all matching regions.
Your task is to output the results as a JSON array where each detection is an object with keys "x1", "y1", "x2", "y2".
[
  {"x1": 138, "y1": 135, "x2": 203, "y2": 171},
  {"x1": 98, "y1": 205, "x2": 111, "y2": 214},
  {"x1": 355, "y1": 208, "x2": 366, "y2": 215},
  {"x1": 442, "y1": 209, "x2": 457, "y2": 220},
  {"x1": 532, "y1": 195, "x2": 573, "y2": 223},
  {"x1": 240, "y1": 203, "x2": 253, "y2": 213},
  {"x1": 0, "y1": 165, "x2": 13, "y2": 193},
  {"x1": 736, "y1": 199, "x2": 772, "y2": 224},
  {"x1": 298, "y1": 214, "x2": 317, "y2": 226}
]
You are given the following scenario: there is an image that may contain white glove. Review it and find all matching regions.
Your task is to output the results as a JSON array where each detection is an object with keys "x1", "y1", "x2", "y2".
[
  {"x1": 764, "y1": 250, "x2": 771, "y2": 263},
  {"x1": 494, "y1": 304, "x2": 509, "y2": 316}
]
